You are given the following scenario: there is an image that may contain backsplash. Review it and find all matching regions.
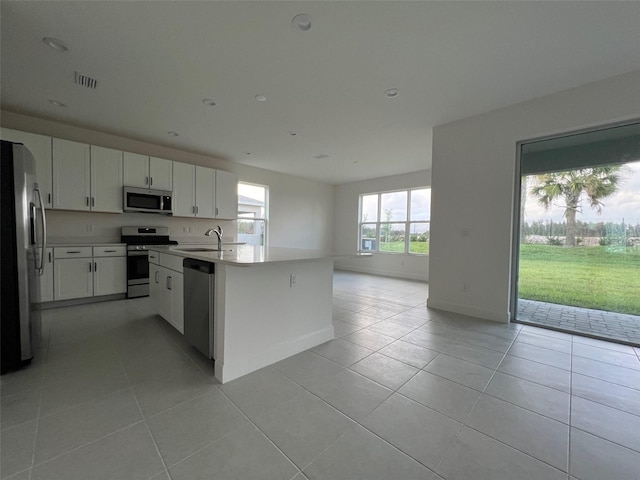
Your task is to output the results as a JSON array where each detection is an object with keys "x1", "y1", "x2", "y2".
[{"x1": 46, "y1": 209, "x2": 237, "y2": 244}]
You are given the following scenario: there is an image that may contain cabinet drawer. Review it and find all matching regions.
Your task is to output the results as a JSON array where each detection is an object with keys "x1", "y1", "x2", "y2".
[
  {"x1": 54, "y1": 246, "x2": 93, "y2": 259},
  {"x1": 93, "y1": 245, "x2": 126, "y2": 257},
  {"x1": 148, "y1": 251, "x2": 160, "y2": 265},
  {"x1": 159, "y1": 253, "x2": 184, "y2": 273}
]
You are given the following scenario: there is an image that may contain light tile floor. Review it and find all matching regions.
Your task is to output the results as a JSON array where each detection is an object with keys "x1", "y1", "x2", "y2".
[{"x1": 2, "y1": 271, "x2": 640, "y2": 479}]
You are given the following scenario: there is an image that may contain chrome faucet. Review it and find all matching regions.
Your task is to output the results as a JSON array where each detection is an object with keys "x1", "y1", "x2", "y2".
[{"x1": 205, "y1": 225, "x2": 223, "y2": 250}]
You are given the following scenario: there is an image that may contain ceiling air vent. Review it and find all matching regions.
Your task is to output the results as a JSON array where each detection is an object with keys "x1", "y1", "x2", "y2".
[{"x1": 74, "y1": 71, "x2": 97, "y2": 89}]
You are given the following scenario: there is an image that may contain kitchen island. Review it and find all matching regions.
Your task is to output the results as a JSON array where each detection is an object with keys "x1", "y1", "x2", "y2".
[{"x1": 150, "y1": 245, "x2": 368, "y2": 383}]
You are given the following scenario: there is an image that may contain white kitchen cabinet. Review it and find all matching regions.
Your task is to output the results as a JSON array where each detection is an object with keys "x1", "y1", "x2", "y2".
[
  {"x1": 52, "y1": 138, "x2": 91, "y2": 211},
  {"x1": 171, "y1": 162, "x2": 216, "y2": 219},
  {"x1": 53, "y1": 246, "x2": 125, "y2": 300},
  {"x1": 90, "y1": 146, "x2": 123, "y2": 213},
  {"x1": 149, "y1": 253, "x2": 184, "y2": 334},
  {"x1": 94, "y1": 257, "x2": 126, "y2": 296},
  {"x1": 170, "y1": 272, "x2": 184, "y2": 333},
  {"x1": 1, "y1": 129, "x2": 53, "y2": 208},
  {"x1": 123, "y1": 153, "x2": 172, "y2": 191},
  {"x1": 214, "y1": 169, "x2": 238, "y2": 219},
  {"x1": 172, "y1": 161, "x2": 196, "y2": 217},
  {"x1": 195, "y1": 166, "x2": 215, "y2": 218},
  {"x1": 54, "y1": 257, "x2": 93, "y2": 300},
  {"x1": 36, "y1": 247, "x2": 54, "y2": 303}
]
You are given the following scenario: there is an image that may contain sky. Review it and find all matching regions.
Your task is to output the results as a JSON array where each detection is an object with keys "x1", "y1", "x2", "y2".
[{"x1": 523, "y1": 160, "x2": 640, "y2": 225}]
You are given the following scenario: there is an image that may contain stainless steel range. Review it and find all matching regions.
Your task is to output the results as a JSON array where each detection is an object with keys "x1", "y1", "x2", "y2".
[{"x1": 121, "y1": 226, "x2": 177, "y2": 298}]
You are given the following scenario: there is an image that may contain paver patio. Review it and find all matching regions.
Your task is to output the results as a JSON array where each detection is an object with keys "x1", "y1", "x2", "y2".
[{"x1": 517, "y1": 299, "x2": 640, "y2": 346}]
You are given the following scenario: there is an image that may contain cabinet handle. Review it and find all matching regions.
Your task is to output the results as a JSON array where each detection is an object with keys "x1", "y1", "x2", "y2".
[
  {"x1": 196, "y1": 205, "x2": 199, "y2": 215},
  {"x1": 48, "y1": 193, "x2": 51, "y2": 204},
  {"x1": 167, "y1": 276, "x2": 172, "y2": 290},
  {"x1": 155, "y1": 271, "x2": 159, "y2": 283},
  {"x1": 192, "y1": 205, "x2": 196, "y2": 214},
  {"x1": 216, "y1": 207, "x2": 219, "y2": 216},
  {"x1": 86, "y1": 197, "x2": 90, "y2": 206},
  {"x1": 94, "y1": 262, "x2": 97, "y2": 272},
  {"x1": 91, "y1": 197, "x2": 95, "y2": 207},
  {"x1": 145, "y1": 176, "x2": 149, "y2": 185},
  {"x1": 66, "y1": 250, "x2": 81, "y2": 254},
  {"x1": 104, "y1": 250, "x2": 117, "y2": 253},
  {"x1": 150, "y1": 176, "x2": 153, "y2": 186},
  {"x1": 48, "y1": 251, "x2": 52, "y2": 263},
  {"x1": 89, "y1": 262, "x2": 92, "y2": 272}
]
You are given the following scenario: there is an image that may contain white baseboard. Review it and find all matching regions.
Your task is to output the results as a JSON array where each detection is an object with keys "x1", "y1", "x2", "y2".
[
  {"x1": 426, "y1": 298, "x2": 509, "y2": 323},
  {"x1": 216, "y1": 327, "x2": 335, "y2": 383},
  {"x1": 334, "y1": 264, "x2": 428, "y2": 282}
]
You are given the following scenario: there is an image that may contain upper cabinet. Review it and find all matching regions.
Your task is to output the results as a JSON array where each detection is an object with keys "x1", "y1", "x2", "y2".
[
  {"x1": 171, "y1": 162, "x2": 237, "y2": 219},
  {"x1": 215, "y1": 169, "x2": 238, "y2": 219},
  {"x1": 90, "y1": 146, "x2": 123, "y2": 213},
  {"x1": 53, "y1": 139, "x2": 123, "y2": 213},
  {"x1": 53, "y1": 139, "x2": 91, "y2": 211},
  {"x1": 123, "y1": 153, "x2": 172, "y2": 191},
  {"x1": 1, "y1": 128, "x2": 53, "y2": 208},
  {"x1": 172, "y1": 161, "x2": 196, "y2": 217}
]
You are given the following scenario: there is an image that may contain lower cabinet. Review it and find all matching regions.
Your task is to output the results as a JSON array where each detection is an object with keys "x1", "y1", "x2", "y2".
[
  {"x1": 53, "y1": 246, "x2": 126, "y2": 301},
  {"x1": 36, "y1": 248, "x2": 55, "y2": 303},
  {"x1": 149, "y1": 260, "x2": 184, "y2": 334}
]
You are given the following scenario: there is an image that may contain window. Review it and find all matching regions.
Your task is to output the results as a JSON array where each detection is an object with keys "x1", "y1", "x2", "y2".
[
  {"x1": 238, "y1": 182, "x2": 268, "y2": 246},
  {"x1": 359, "y1": 188, "x2": 430, "y2": 254}
]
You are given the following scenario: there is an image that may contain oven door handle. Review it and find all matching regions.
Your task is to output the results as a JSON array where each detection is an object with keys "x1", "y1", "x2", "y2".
[{"x1": 127, "y1": 250, "x2": 149, "y2": 256}]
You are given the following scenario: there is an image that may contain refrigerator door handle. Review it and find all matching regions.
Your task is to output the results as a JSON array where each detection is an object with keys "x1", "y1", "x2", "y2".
[{"x1": 34, "y1": 185, "x2": 47, "y2": 276}]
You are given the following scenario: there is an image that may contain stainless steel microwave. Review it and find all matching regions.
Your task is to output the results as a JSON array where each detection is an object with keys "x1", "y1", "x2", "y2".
[{"x1": 123, "y1": 187, "x2": 173, "y2": 214}]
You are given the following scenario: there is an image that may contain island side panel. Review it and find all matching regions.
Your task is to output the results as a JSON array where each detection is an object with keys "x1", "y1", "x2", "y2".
[{"x1": 214, "y1": 258, "x2": 334, "y2": 383}]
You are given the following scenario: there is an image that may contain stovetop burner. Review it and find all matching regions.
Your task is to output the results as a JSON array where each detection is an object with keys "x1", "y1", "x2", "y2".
[{"x1": 120, "y1": 226, "x2": 178, "y2": 246}]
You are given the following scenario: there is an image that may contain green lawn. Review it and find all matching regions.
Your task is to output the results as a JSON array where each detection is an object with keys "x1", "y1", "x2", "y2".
[
  {"x1": 379, "y1": 241, "x2": 430, "y2": 254},
  {"x1": 518, "y1": 244, "x2": 640, "y2": 315}
]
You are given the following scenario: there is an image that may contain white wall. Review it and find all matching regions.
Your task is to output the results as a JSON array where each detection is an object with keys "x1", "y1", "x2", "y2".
[
  {"x1": 1, "y1": 111, "x2": 334, "y2": 250},
  {"x1": 428, "y1": 70, "x2": 640, "y2": 323},
  {"x1": 333, "y1": 170, "x2": 431, "y2": 281}
]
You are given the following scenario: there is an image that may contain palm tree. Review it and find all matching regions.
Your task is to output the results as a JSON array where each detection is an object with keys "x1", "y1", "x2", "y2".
[{"x1": 530, "y1": 166, "x2": 626, "y2": 246}]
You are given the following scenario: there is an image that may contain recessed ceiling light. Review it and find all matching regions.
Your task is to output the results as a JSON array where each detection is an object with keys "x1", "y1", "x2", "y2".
[
  {"x1": 313, "y1": 154, "x2": 330, "y2": 160},
  {"x1": 385, "y1": 88, "x2": 399, "y2": 98},
  {"x1": 48, "y1": 99, "x2": 67, "y2": 107},
  {"x1": 42, "y1": 37, "x2": 68, "y2": 52},
  {"x1": 288, "y1": 131, "x2": 297, "y2": 136},
  {"x1": 243, "y1": 151, "x2": 252, "y2": 156},
  {"x1": 291, "y1": 14, "x2": 312, "y2": 31},
  {"x1": 202, "y1": 98, "x2": 216, "y2": 106},
  {"x1": 167, "y1": 131, "x2": 179, "y2": 137},
  {"x1": 254, "y1": 95, "x2": 267, "y2": 102}
]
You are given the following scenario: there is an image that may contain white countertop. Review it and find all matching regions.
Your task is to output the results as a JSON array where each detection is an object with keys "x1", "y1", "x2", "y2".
[{"x1": 152, "y1": 245, "x2": 370, "y2": 266}]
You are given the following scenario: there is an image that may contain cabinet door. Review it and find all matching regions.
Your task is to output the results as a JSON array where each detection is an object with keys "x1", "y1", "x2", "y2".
[
  {"x1": 170, "y1": 272, "x2": 184, "y2": 334},
  {"x1": 172, "y1": 162, "x2": 195, "y2": 217},
  {"x1": 94, "y1": 257, "x2": 126, "y2": 296},
  {"x1": 215, "y1": 170, "x2": 238, "y2": 219},
  {"x1": 149, "y1": 264, "x2": 162, "y2": 314},
  {"x1": 54, "y1": 258, "x2": 93, "y2": 300},
  {"x1": 123, "y1": 152, "x2": 150, "y2": 188},
  {"x1": 52, "y1": 139, "x2": 91, "y2": 211},
  {"x1": 195, "y1": 166, "x2": 215, "y2": 218},
  {"x1": 36, "y1": 248, "x2": 54, "y2": 302},
  {"x1": 158, "y1": 266, "x2": 172, "y2": 322},
  {"x1": 149, "y1": 157, "x2": 172, "y2": 191},
  {"x1": 1, "y1": 129, "x2": 53, "y2": 208},
  {"x1": 90, "y1": 146, "x2": 123, "y2": 213}
]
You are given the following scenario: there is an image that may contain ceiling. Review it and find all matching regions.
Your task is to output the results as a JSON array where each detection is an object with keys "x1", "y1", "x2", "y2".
[{"x1": 2, "y1": 1, "x2": 639, "y2": 185}]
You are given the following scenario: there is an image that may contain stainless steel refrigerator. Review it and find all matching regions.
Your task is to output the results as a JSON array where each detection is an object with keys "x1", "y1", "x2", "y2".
[{"x1": 1, "y1": 140, "x2": 47, "y2": 374}]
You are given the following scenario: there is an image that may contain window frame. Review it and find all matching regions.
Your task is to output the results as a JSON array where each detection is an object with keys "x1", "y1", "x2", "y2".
[
  {"x1": 358, "y1": 187, "x2": 430, "y2": 255},
  {"x1": 237, "y1": 181, "x2": 269, "y2": 247}
]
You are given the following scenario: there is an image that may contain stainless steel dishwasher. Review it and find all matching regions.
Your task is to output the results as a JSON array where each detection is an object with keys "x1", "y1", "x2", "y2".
[{"x1": 183, "y1": 258, "x2": 215, "y2": 359}]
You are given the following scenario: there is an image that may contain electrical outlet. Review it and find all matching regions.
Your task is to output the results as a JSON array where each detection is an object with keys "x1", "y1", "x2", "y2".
[
  {"x1": 462, "y1": 282, "x2": 469, "y2": 292},
  {"x1": 290, "y1": 273, "x2": 297, "y2": 288},
  {"x1": 87, "y1": 224, "x2": 94, "y2": 233},
  {"x1": 183, "y1": 227, "x2": 188, "y2": 234}
]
